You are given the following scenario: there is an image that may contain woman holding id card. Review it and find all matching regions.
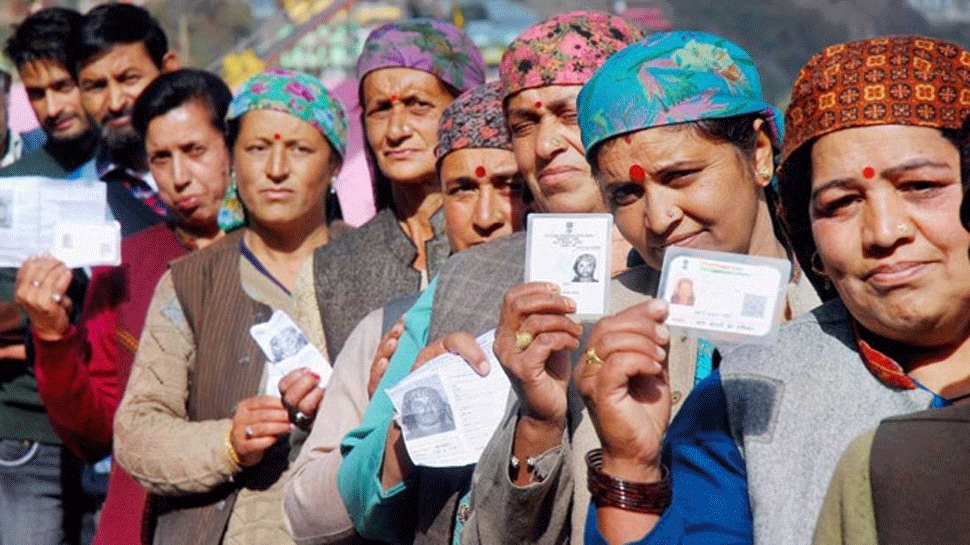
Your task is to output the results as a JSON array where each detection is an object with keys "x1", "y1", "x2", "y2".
[
  {"x1": 478, "y1": 31, "x2": 821, "y2": 545},
  {"x1": 579, "y1": 35, "x2": 970, "y2": 545},
  {"x1": 113, "y1": 69, "x2": 347, "y2": 545}
]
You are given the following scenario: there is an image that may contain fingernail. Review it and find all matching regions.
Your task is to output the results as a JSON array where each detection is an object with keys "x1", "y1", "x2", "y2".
[
  {"x1": 563, "y1": 297, "x2": 576, "y2": 310},
  {"x1": 547, "y1": 283, "x2": 559, "y2": 292},
  {"x1": 654, "y1": 345, "x2": 666, "y2": 361},
  {"x1": 655, "y1": 324, "x2": 669, "y2": 343},
  {"x1": 309, "y1": 372, "x2": 321, "y2": 381}
]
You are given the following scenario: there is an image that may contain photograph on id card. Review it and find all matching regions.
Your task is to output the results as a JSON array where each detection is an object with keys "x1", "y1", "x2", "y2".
[
  {"x1": 525, "y1": 213, "x2": 612, "y2": 318},
  {"x1": 657, "y1": 247, "x2": 791, "y2": 343}
]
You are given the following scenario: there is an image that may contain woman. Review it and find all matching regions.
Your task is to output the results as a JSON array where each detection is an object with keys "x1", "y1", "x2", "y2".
[
  {"x1": 306, "y1": 19, "x2": 485, "y2": 360},
  {"x1": 812, "y1": 97, "x2": 970, "y2": 545},
  {"x1": 577, "y1": 35, "x2": 970, "y2": 545},
  {"x1": 284, "y1": 81, "x2": 527, "y2": 545},
  {"x1": 469, "y1": 30, "x2": 821, "y2": 545},
  {"x1": 670, "y1": 278, "x2": 695, "y2": 306},
  {"x1": 113, "y1": 68, "x2": 347, "y2": 545},
  {"x1": 15, "y1": 68, "x2": 232, "y2": 545}
]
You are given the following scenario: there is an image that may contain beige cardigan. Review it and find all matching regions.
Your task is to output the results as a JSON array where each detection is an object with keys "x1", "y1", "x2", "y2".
[{"x1": 115, "y1": 257, "x2": 306, "y2": 545}]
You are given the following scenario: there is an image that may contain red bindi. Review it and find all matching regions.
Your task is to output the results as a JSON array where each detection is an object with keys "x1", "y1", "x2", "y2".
[
  {"x1": 534, "y1": 101, "x2": 542, "y2": 109},
  {"x1": 389, "y1": 94, "x2": 398, "y2": 102},
  {"x1": 273, "y1": 133, "x2": 281, "y2": 140},
  {"x1": 475, "y1": 166, "x2": 486, "y2": 178},
  {"x1": 862, "y1": 166, "x2": 875, "y2": 179},
  {"x1": 623, "y1": 134, "x2": 632, "y2": 144},
  {"x1": 629, "y1": 164, "x2": 646, "y2": 182}
]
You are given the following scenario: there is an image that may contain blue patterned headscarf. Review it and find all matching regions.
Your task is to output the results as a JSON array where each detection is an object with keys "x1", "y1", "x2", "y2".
[{"x1": 578, "y1": 30, "x2": 782, "y2": 161}]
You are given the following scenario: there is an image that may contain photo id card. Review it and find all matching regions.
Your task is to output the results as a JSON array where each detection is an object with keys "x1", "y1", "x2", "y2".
[
  {"x1": 525, "y1": 213, "x2": 612, "y2": 318},
  {"x1": 249, "y1": 310, "x2": 332, "y2": 396},
  {"x1": 50, "y1": 221, "x2": 121, "y2": 268},
  {"x1": 657, "y1": 247, "x2": 791, "y2": 344}
]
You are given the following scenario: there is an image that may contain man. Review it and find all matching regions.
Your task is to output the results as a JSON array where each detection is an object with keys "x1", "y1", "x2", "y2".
[
  {"x1": 0, "y1": 69, "x2": 47, "y2": 168},
  {"x1": 72, "y1": 2, "x2": 179, "y2": 236},
  {"x1": 0, "y1": 9, "x2": 95, "y2": 545},
  {"x1": 0, "y1": 5, "x2": 176, "y2": 544},
  {"x1": 2, "y1": 7, "x2": 98, "y2": 178}
]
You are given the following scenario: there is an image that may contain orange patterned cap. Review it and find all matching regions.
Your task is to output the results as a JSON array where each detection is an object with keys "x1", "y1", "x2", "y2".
[{"x1": 781, "y1": 35, "x2": 970, "y2": 171}]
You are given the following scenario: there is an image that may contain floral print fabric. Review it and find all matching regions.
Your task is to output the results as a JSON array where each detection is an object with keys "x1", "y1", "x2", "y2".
[
  {"x1": 436, "y1": 82, "x2": 511, "y2": 162},
  {"x1": 577, "y1": 30, "x2": 782, "y2": 160},
  {"x1": 499, "y1": 10, "x2": 644, "y2": 99},
  {"x1": 228, "y1": 68, "x2": 348, "y2": 159},
  {"x1": 356, "y1": 18, "x2": 485, "y2": 94}
]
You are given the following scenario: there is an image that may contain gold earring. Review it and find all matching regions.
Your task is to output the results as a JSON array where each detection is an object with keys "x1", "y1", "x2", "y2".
[
  {"x1": 810, "y1": 251, "x2": 831, "y2": 289},
  {"x1": 810, "y1": 251, "x2": 827, "y2": 278},
  {"x1": 758, "y1": 166, "x2": 773, "y2": 180}
]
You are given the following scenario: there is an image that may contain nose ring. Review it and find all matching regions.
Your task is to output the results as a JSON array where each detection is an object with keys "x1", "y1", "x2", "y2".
[
  {"x1": 896, "y1": 222, "x2": 911, "y2": 235},
  {"x1": 550, "y1": 136, "x2": 562, "y2": 147},
  {"x1": 666, "y1": 209, "x2": 676, "y2": 219}
]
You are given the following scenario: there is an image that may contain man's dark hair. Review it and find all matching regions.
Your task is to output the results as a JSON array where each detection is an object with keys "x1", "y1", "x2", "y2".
[
  {"x1": 4, "y1": 7, "x2": 82, "y2": 72},
  {"x1": 72, "y1": 3, "x2": 168, "y2": 78},
  {"x1": 0, "y1": 70, "x2": 9, "y2": 93},
  {"x1": 132, "y1": 69, "x2": 232, "y2": 139}
]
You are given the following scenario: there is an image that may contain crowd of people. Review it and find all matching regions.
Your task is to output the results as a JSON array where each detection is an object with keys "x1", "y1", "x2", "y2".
[{"x1": 0, "y1": 3, "x2": 968, "y2": 545}]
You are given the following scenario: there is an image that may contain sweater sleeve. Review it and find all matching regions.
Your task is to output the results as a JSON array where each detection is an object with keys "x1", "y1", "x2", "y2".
[
  {"x1": 811, "y1": 431, "x2": 877, "y2": 545},
  {"x1": 284, "y1": 307, "x2": 383, "y2": 545},
  {"x1": 113, "y1": 271, "x2": 238, "y2": 496},
  {"x1": 33, "y1": 266, "x2": 121, "y2": 461},
  {"x1": 584, "y1": 371, "x2": 753, "y2": 545},
  {"x1": 337, "y1": 278, "x2": 436, "y2": 543}
]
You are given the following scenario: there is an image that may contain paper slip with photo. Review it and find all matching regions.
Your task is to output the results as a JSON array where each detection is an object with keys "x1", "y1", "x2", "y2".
[
  {"x1": 658, "y1": 247, "x2": 791, "y2": 344},
  {"x1": 50, "y1": 221, "x2": 121, "y2": 268},
  {"x1": 0, "y1": 176, "x2": 113, "y2": 267},
  {"x1": 249, "y1": 310, "x2": 332, "y2": 396},
  {"x1": 386, "y1": 329, "x2": 510, "y2": 468},
  {"x1": 525, "y1": 214, "x2": 612, "y2": 318}
]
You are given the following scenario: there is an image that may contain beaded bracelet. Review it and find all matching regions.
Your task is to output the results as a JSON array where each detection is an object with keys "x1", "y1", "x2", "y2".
[
  {"x1": 585, "y1": 449, "x2": 671, "y2": 514},
  {"x1": 225, "y1": 426, "x2": 242, "y2": 473}
]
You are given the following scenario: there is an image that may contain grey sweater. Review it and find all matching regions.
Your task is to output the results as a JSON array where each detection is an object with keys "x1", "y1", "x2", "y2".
[{"x1": 719, "y1": 298, "x2": 934, "y2": 545}]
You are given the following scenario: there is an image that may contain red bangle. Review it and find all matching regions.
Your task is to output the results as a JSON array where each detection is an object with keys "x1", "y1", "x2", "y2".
[{"x1": 586, "y1": 449, "x2": 671, "y2": 515}]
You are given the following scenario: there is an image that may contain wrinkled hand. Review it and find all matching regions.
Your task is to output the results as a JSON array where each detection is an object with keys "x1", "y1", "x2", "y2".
[
  {"x1": 494, "y1": 282, "x2": 583, "y2": 427},
  {"x1": 368, "y1": 318, "x2": 404, "y2": 399},
  {"x1": 279, "y1": 367, "x2": 324, "y2": 431},
  {"x1": 230, "y1": 395, "x2": 292, "y2": 467},
  {"x1": 15, "y1": 255, "x2": 73, "y2": 341},
  {"x1": 412, "y1": 331, "x2": 489, "y2": 375},
  {"x1": 575, "y1": 299, "x2": 671, "y2": 482}
]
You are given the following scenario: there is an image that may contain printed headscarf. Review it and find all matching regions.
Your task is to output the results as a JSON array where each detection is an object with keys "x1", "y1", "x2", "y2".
[
  {"x1": 357, "y1": 18, "x2": 485, "y2": 94},
  {"x1": 781, "y1": 35, "x2": 970, "y2": 169},
  {"x1": 221, "y1": 68, "x2": 348, "y2": 231},
  {"x1": 436, "y1": 82, "x2": 512, "y2": 162},
  {"x1": 577, "y1": 30, "x2": 782, "y2": 161},
  {"x1": 228, "y1": 67, "x2": 348, "y2": 159},
  {"x1": 777, "y1": 36, "x2": 970, "y2": 298},
  {"x1": 499, "y1": 10, "x2": 644, "y2": 100}
]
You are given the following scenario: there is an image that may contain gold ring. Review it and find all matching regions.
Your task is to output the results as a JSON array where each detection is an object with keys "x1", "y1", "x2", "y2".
[
  {"x1": 585, "y1": 347, "x2": 605, "y2": 366},
  {"x1": 244, "y1": 427, "x2": 254, "y2": 439},
  {"x1": 515, "y1": 331, "x2": 534, "y2": 352},
  {"x1": 51, "y1": 293, "x2": 62, "y2": 304}
]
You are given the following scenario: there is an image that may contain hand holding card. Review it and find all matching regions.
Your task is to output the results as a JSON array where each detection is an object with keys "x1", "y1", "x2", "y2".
[
  {"x1": 525, "y1": 214, "x2": 613, "y2": 318},
  {"x1": 657, "y1": 247, "x2": 791, "y2": 343},
  {"x1": 575, "y1": 299, "x2": 671, "y2": 482}
]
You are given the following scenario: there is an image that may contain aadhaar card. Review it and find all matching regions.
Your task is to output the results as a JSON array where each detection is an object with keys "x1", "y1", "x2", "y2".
[
  {"x1": 525, "y1": 213, "x2": 613, "y2": 318},
  {"x1": 657, "y1": 247, "x2": 791, "y2": 344}
]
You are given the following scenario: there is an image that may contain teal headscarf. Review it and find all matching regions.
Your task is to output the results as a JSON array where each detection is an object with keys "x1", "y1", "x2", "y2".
[
  {"x1": 220, "y1": 68, "x2": 348, "y2": 231},
  {"x1": 578, "y1": 30, "x2": 783, "y2": 162}
]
